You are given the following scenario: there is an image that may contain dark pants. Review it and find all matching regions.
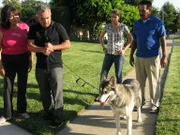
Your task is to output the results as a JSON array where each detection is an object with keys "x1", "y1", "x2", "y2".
[
  {"x1": 100, "y1": 54, "x2": 125, "y2": 84},
  {"x1": 36, "y1": 67, "x2": 64, "y2": 123},
  {"x1": 2, "y1": 52, "x2": 29, "y2": 119}
]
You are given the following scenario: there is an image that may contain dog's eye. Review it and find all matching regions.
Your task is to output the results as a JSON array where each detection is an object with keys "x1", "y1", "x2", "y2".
[{"x1": 104, "y1": 91, "x2": 108, "y2": 94}]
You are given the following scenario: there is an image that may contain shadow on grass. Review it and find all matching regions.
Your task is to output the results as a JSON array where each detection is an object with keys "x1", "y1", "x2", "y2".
[
  {"x1": 0, "y1": 87, "x2": 93, "y2": 134},
  {"x1": 12, "y1": 95, "x2": 90, "y2": 135},
  {"x1": 0, "y1": 75, "x2": 98, "y2": 135},
  {"x1": 12, "y1": 109, "x2": 78, "y2": 135},
  {"x1": 80, "y1": 49, "x2": 102, "y2": 54},
  {"x1": 64, "y1": 89, "x2": 97, "y2": 97}
]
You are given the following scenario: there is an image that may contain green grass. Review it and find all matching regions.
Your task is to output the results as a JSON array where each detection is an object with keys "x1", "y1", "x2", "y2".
[
  {"x1": 173, "y1": 38, "x2": 180, "y2": 43},
  {"x1": 156, "y1": 46, "x2": 180, "y2": 135},
  {"x1": 0, "y1": 42, "x2": 133, "y2": 135}
]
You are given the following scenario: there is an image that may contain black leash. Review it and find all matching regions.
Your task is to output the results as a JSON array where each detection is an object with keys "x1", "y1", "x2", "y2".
[{"x1": 63, "y1": 63, "x2": 99, "y2": 91}]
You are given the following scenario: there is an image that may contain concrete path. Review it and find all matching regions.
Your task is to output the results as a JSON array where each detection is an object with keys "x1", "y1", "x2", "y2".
[
  {"x1": 57, "y1": 39, "x2": 173, "y2": 135},
  {"x1": 0, "y1": 122, "x2": 32, "y2": 135},
  {"x1": 0, "y1": 39, "x2": 175, "y2": 135}
]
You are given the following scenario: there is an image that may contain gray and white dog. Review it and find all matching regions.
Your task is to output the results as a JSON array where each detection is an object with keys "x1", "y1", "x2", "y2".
[{"x1": 99, "y1": 76, "x2": 142, "y2": 135}]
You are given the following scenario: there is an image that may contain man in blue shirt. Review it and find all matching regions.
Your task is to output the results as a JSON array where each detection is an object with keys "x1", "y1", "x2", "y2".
[{"x1": 130, "y1": 0, "x2": 167, "y2": 113}]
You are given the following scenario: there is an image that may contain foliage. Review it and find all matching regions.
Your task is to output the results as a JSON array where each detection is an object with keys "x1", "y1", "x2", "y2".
[
  {"x1": 117, "y1": 4, "x2": 139, "y2": 31},
  {"x1": 175, "y1": 9, "x2": 180, "y2": 32},
  {"x1": 160, "y1": 2, "x2": 177, "y2": 32},
  {"x1": 50, "y1": 0, "x2": 139, "y2": 38},
  {"x1": 0, "y1": 42, "x2": 133, "y2": 134},
  {"x1": 2, "y1": 0, "x2": 21, "y2": 11},
  {"x1": 21, "y1": 0, "x2": 45, "y2": 22},
  {"x1": 1, "y1": 0, "x2": 46, "y2": 23},
  {"x1": 152, "y1": 6, "x2": 160, "y2": 18}
]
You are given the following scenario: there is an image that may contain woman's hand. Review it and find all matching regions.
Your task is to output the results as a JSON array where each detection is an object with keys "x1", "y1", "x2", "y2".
[
  {"x1": 28, "y1": 59, "x2": 33, "y2": 72},
  {"x1": 120, "y1": 49, "x2": 125, "y2": 56},
  {"x1": 0, "y1": 68, "x2": 5, "y2": 77},
  {"x1": 103, "y1": 48, "x2": 107, "y2": 54}
]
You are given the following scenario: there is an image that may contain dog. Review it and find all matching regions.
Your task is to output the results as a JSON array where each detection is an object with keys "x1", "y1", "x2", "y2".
[{"x1": 99, "y1": 76, "x2": 142, "y2": 135}]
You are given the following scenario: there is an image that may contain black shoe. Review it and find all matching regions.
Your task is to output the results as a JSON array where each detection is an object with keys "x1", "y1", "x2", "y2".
[
  {"x1": 49, "y1": 121, "x2": 65, "y2": 128},
  {"x1": 44, "y1": 115, "x2": 53, "y2": 121}
]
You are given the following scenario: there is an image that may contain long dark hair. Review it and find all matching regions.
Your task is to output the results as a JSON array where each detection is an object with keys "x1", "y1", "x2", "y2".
[{"x1": 1, "y1": 5, "x2": 20, "y2": 29}]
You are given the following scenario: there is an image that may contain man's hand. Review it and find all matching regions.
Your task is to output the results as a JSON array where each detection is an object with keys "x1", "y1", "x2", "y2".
[
  {"x1": 130, "y1": 56, "x2": 135, "y2": 67},
  {"x1": 42, "y1": 42, "x2": 54, "y2": 56},
  {"x1": 161, "y1": 56, "x2": 167, "y2": 68}
]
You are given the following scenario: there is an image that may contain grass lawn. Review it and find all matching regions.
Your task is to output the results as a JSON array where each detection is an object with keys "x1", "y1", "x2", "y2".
[
  {"x1": 173, "y1": 37, "x2": 180, "y2": 43},
  {"x1": 0, "y1": 41, "x2": 133, "y2": 135},
  {"x1": 156, "y1": 46, "x2": 180, "y2": 135}
]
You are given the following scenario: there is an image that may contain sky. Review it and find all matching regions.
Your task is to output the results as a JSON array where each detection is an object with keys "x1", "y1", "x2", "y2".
[
  {"x1": 153, "y1": 0, "x2": 180, "y2": 10},
  {"x1": 0, "y1": 0, "x2": 180, "y2": 9},
  {"x1": 0, "y1": 0, "x2": 50, "y2": 7}
]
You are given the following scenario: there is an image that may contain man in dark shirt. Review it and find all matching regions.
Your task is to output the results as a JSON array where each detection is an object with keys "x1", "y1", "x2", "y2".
[{"x1": 28, "y1": 4, "x2": 70, "y2": 128}]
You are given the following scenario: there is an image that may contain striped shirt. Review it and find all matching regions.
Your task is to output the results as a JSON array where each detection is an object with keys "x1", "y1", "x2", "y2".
[{"x1": 103, "y1": 23, "x2": 130, "y2": 55}]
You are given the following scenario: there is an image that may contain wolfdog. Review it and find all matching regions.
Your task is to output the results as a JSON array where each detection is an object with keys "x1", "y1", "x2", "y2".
[{"x1": 99, "y1": 76, "x2": 142, "y2": 135}]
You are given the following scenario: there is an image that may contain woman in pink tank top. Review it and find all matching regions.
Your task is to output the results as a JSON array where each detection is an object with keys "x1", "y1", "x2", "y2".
[{"x1": 0, "y1": 5, "x2": 33, "y2": 123}]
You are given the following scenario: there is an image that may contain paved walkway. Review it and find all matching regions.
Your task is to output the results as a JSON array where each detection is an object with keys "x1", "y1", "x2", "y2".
[
  {"x1": 57, "y1": 39, "x2": 173, "y2": 135},
  {"x1": 0, "y1": 39, "x2": 175, "y2": 135}
]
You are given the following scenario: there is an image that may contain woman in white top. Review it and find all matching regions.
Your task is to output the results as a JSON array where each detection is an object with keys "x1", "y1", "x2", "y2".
[{"x1": 99, "y1": 9, "x2": 133, "y2": 84}]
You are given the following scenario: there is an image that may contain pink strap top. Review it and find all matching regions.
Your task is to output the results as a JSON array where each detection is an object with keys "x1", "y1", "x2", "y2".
[{"x1": 0, "y1": 22, "x2": 29, "y2": 54}]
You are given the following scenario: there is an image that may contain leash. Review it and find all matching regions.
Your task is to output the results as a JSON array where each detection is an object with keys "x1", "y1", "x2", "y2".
[{"x1": 63, "y1": 63, "x2": 99, "y2": 91}]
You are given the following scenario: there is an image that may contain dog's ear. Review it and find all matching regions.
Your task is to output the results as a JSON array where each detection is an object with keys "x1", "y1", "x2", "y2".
[{"x1": 109, "y1": 76, "x2": 116, "y2": 87}]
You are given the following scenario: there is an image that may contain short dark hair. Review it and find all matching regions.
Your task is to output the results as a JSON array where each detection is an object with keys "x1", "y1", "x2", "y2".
[
  {"x1": 139, "y1": 0, "x2": 152, "y2": 8},
  {"x1": 1, "y1": 5, "x2": 20, "y2": 29}
]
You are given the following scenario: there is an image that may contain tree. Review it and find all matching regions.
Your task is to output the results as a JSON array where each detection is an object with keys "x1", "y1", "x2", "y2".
[
  {"x1": 2, "y1": 0, "x2": 21, "y2": 11},
  {"x1": 21, "y1": 0, "x2": 46, "y2": 22},
  {"x1": 175, "y1": 8, "x2": 180, "y2": 32},
  {"x1": 51, "y1": 0, "x2": 139, "y2": 39},
  {"x1": 152, "y1": 6, "x2": 160, "y2": 18},
  {"x1": 160, "y1": 2, "x2": 176, "y2": 32}
]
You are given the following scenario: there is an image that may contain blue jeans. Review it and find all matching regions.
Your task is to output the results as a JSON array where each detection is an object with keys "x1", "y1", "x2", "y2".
[{"x1": 100, "y1": 54, "x2": 125, "y2": 84}]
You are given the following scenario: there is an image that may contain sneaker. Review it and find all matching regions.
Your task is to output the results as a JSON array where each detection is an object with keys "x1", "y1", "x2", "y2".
[
  {"x1": 18, "y1": 113, "x2": 30, "y2": 119},
  {"x1": 150, "y1": 106, "x2": 159, "y2": 114},
  {"x1": 0, "y1": 116, "x2": 7, "y2": 124},
  {"x1": 49, "y1": 121, "x2": 64, "y2": 128}
]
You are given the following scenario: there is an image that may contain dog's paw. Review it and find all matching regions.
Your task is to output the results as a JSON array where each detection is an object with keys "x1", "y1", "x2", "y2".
[
  {"x1": 122, "y1": 115, "x2": 127, "y2": 120},
  {"x1": 117, "y1": 132, "x2": 122, "y2": 135}
]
